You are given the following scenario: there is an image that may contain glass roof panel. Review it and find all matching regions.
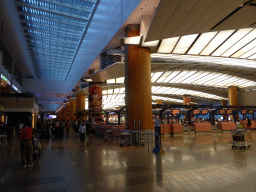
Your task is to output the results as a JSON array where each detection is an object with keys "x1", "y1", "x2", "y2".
[
  {"x1": 200, "y1": 30, "x2": 235, "y2": 56},
  {"x1": 212, "y1": 28, "x2": 253, "y2": 57},
  {"x1": 173, "y1": 34, "x2": 198, "y2": 54},
  {"x1": 16, "y1": 0, "x2": 96, "y2": 80}
]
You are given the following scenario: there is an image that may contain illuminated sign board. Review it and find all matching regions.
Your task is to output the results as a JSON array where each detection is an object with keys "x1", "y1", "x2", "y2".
[
  {"x1": 193, "y1": 109, "x2": 200, "y2": 114},
  {"x1": 172, "y1": 109, "x2": 180, "y2": 115},
  {"x1": 226, "y1": 109, "x2": 232, "y2": 114},
  {"x1": 242, "y1": 110, "x2": 247, "y2": 114},
  {"x1": 201, "y1": 109, "x2": 208, "y2": 115},
  {"x1": 219, "y1": 109, "x2": 226, "y2": 114}
]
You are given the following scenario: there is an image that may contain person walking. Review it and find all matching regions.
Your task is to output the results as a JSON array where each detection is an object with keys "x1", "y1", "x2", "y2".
[
  {"x1": 19, "y1": 122, "x2": 33, "y2": 168},
  {"x1": 79, "y1": 122, "x2": 86, "y2": 143},
  {"x1": 86, "y1": 120, "x2": 92, "y2": 142}
]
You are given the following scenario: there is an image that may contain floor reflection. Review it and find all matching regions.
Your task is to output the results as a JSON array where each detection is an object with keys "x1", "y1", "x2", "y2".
[{"x1": 1, "y1": 130, "x2": 256, "y2": 191}]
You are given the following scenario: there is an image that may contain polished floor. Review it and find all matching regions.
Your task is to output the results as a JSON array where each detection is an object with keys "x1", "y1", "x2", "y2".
[{"x1": 1, "y1": 129, "x2": 256, "y2": 192}]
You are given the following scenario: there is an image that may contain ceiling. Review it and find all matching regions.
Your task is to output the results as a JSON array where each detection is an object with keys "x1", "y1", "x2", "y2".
[{"x1": 1, "y1": 0, "x2": 256, "y2": 111}]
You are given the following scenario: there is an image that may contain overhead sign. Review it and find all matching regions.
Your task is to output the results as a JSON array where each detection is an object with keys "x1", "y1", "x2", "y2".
[
  {"x1": 219, "y1": 109, "x2": 226, "y2": 115},
  {"x1": 172, "y1": 109, "x2": 180, "y2": 115},
  {"x1": 193, "y1": 109, "x2": 200, "y2": 115},
  {"x1": 201, "y1": 109, "x2": 208, "y2": 115}
]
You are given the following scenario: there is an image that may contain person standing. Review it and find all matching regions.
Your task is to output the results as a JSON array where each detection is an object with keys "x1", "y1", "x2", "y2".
[
  {"x1": 19, "y1": 122, "x2": 33, "y2": 168},
  {"x1": 86, "y1": 119, "x2": 92, "y2": 142},
  {"x1": 66, "y1": 121, "x2": 70, "y2": 134},
  {"x1": 79, "y1": 122, "x2": 86, "y2": 143}
]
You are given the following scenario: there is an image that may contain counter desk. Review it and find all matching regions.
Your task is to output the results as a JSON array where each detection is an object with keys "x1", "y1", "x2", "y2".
[
  {"x1": 170, "y1": 123, "x2": 183, "y2": 134},
  {"x1": 194, "y1": 122, "x2": 212, "y2": 132},
  {"x1": 217, "y1": 122, "x2": 236, "y2": 131}
]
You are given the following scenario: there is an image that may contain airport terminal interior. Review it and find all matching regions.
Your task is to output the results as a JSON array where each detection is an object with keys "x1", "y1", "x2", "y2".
[{"x1": 1, "y1": 0, "x2": 256, "y2": 191}]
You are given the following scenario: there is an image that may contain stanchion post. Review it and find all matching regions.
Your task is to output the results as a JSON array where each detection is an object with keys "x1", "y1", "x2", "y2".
[{"x1": 138, "y1": 119, "x2": 141, "y2": 147}]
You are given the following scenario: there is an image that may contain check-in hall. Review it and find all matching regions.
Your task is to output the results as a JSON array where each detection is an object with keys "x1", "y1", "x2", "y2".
[{"x1": 2, "y1": 0, "x2": 256, "y2": 191}]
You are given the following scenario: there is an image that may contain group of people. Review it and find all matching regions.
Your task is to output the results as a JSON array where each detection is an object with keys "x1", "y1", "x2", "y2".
[{"x1": 79, "y1": 119, "x2": 96, "y2": 143}]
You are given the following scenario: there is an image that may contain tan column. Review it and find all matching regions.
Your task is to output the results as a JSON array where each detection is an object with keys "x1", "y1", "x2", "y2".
[
  {"x1": 221, "y1": 100, "x2": 227, "y2": 106},
  {"x1": 76, "y1": 92, "x2": 85, "y2": 111},
  {"x1": 125, "y1": 24, "x2": 152, "y2": 130},
  {"x1": 228, "y1": 86, "x2": 237, "y2": 106},
  {"x1": 69, "y1": 98, "x2": 76, "y2": 121},
  {"x1": 76, "y1": 90, "x2": 86, "y2": 121},
  {"x1": 65, "y1": 102, "x2": 70, "y2": 121}
]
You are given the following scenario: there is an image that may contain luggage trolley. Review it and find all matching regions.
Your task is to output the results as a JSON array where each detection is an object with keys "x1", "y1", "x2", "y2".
[
  {"x1": 0, "y1": 135, "x2": 7, "y2": 148},
  {"x1": 119, "y1": 130, "x2": 132, "y2": 147},
  {"x1": 105, "y1": 129, "x2": 113, "y2": 141},
  {"x1": 231, "y1": 129, "x2": 250, "y2": 149}
]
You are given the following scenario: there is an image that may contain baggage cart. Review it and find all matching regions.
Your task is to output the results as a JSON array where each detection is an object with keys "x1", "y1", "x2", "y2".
[
  {"x1": 0, "y1": 135, "x2": 7, "y2": 148},
  {"x1": 231, "y1": 129, "x2": 250, "y2": 149},
  {"x1": 119, "y1": 130, "x2": 132, "y2": 146},
  {"x1": 105, "y1": 129, "x2": 113, "y2": 141}
]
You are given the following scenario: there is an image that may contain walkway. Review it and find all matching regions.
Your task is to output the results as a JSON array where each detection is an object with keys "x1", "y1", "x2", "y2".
[{"x1": 1, "y1": 130, "x2": 256, "y2": 192}]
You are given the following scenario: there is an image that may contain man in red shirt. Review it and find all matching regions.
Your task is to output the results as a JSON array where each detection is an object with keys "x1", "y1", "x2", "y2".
[{"x1": 19, "y1": 122, "x2": 33, "y2": 168}]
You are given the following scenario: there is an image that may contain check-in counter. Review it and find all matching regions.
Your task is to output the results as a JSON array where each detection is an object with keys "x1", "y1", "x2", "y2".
[
  {"x1": 251, "y1": 121, "x2": 256, "y2": 129},
  {"x1": 194, "y1": 122, "x2": 212, "y2": 132},
  {"x1": 240, "y1": 120, "x2": 256, "y2": 129},
  {"x1": 217, "y1": 122, "x2": 236, "y2": 131},
  {"x1": 240, "y1": 120, "x2": 248, "y2": 129},
  {"x1": 160, "y1": 124, "x2": 171, "y2": 135},
  {"x1": 170, "y1": 124, "x2": 183, "y2": 134}
]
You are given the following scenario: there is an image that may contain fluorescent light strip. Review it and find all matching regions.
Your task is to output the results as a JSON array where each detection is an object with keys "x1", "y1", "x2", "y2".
[
  {"x1": 151, "y1": 54, "x2": 256, "y2": 69},
  {"x1": 175, "y1": 71, "x2": 197, "y2": 83},
  {"x1": 116, "y1": 77, "x2": 125, "y2": 83},
  {"x1": 188, "y1": 32, "x2": 217, "y2": 55},
  {"x1": 192, "y1": 73, "x2": 217, "y2": 84},
  {"x1": 224, "y1": 28, "x2": 256, "y2": 57},
  {"x1": 232, "y1": 39, "x2": 256, "y2": 58},
  {"x1": 158, "y1": 37, "x2": 179, "y2": 53},
  {"x1": 200, "y1": 30, "x2": 235, "y2": 55},
  {"x1": 201, "y1": 74, "x2": 224, "y2": 85},
  {"x1": 163, "y1": 71, "x2": 180, "y2": 83},
  {"x1": 239, "y1": 46, "x2": 256, "y2": 59},
  {"x1": 114, "y1": 88, "x2": 119, "y2": 94},
  {"x1": 151, "y1": 72, "x2": 163, "y2": 83},
  {"x1": 108, "y1": 89, "x2": 113, "y2": 94},
  {"x1": 107, "y1": 79, "x2": 115, "y2": 84},
  {"x1": 212, "y1": 28, "x2": 253, "y2": 56},
  {"x1": 173, "y1": 34, "x2": 198, "y2": 54},
  {"x1": 169, "y1": 71, "x2": 189, "y2": 83},
  {"x1": 181, "y1": 71, "x2": 203, "y2": 84},
  {"x1": 156, "y1": 71, "x2": 172, "y2": 83}
]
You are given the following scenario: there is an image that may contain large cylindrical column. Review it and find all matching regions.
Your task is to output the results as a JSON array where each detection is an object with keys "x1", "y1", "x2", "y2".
[
  {"x1": 125, "y1": 24, "x2": 152, "y2": 130},
  {"x1": 65, "y1": 102, "x2": 70, "y2": 121},
  {"x1": 76, "y1": 92, "x2": 85, "y2": 111},
  {"x1": 69, "y1": 98, "x2": 76, "y2": 121},
  {"x1": 228, "y1": 86, "x2": 237, "y2": 106}
]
